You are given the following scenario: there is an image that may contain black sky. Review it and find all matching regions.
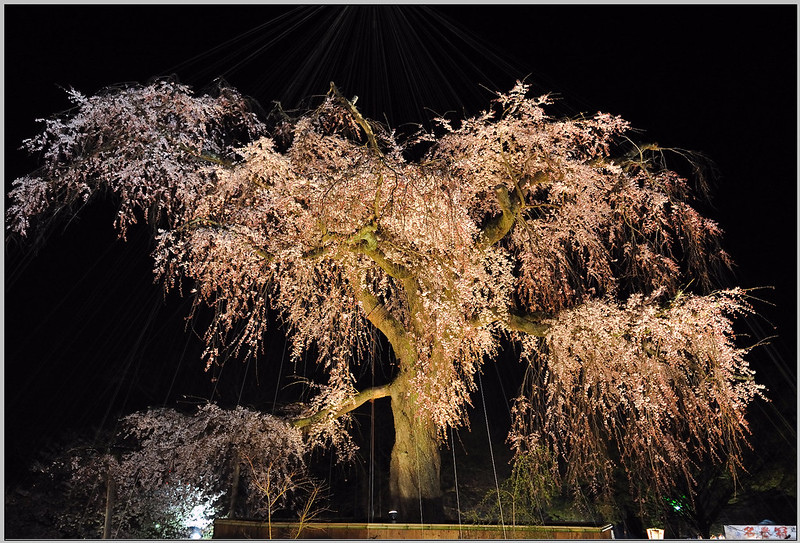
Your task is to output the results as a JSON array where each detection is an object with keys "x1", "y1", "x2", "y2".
[{"x1": 4, "y1": 5, "x2": 797, "y2": 485}]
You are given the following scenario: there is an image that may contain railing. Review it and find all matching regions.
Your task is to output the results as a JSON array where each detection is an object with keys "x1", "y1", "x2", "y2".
[{"x1": 213, "y1": 518, "x2": 615, "y2": 539}]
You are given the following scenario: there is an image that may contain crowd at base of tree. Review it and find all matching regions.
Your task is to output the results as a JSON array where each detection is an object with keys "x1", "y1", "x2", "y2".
[{"x1": 6, "y1": 80, "x2": 774, "y2": 531}]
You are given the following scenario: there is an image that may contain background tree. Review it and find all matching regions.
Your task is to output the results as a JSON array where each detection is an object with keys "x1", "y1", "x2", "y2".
[
  {"x1": 5, "y1": 404, "x2": 315, "y2": 539},
  {"x1": 118, "y1": 404, "x2": 310, "y2": 530},
  {"x1": 7, "y1": 79, "x2": 763, "y2": 522}
]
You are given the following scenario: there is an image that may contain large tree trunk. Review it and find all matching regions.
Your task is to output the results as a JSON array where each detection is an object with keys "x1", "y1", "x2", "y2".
[{"x1": 388, "y1": 383, "x2": 443, "y2": 523}]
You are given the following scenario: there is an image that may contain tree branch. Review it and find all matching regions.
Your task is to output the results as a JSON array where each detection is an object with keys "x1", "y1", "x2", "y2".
[
  {"x1": 352, "y1": 283, "x2": 417, "y2": 365},
  {"x1": 469, "y1": 308, "x2": 550, "y2": 337},
  {"x1": 329, "y1": 82, "x2": 381, "y2": 157},
  {"x1": 291, "y1": 383, "x2": 393, "y2": 429},
  {"x1": 352, "y1": 242, "x2": 414, "y2": 281},
  {"x1": 477, "y1": 171, "x2": 550, "y2": 248},
  {"x1": 506, "y1": 311, "x2": 550, "y2": 337},
  {"x1": 478, "y1": 186, "x2": 522, "y2": 248},
  {"x1": 300, "y1": 223, "x2": 415, "y2": 285},
  {"x1": 329, "y1": 82, "x2": 399, "y2": 223},
  {"x1": 177, "y1": 143, "x2": 233, "y2": 168}
]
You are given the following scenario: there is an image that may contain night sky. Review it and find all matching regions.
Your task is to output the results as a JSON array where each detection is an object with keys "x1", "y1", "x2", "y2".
[{"x1": 4, "y1": 4, "x2": 797, "y2": 494}]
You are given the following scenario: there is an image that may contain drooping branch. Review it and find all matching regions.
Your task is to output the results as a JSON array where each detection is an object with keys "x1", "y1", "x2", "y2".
[
  {"x1": 329, "y1": 82, "x2": 404, "y2": 223},
  {"x1": 291, "y1": 383, "x2": 393, "y2": 429},
  {"x1": 183, "y1": 218, "x2": 274, "y2": 262}
]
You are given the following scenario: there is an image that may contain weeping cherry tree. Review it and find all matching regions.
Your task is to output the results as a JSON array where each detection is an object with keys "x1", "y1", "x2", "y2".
[{"x1": 7, "y1": 79, "x2": 763, "y2": 521}]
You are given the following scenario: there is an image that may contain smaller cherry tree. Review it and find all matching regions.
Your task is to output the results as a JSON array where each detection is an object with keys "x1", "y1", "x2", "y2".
[
  {"x1": 119, "y1": 404, "x2": 312, "y2": 532},
  {"x1": 21, "y1": 404, "x2": 316, "y2": 539}
]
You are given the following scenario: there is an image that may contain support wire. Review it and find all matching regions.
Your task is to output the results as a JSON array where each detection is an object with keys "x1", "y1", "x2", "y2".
[
  {"x1": 479, "y1": 371, "x2": 506, "y2": 537},
  {"x1": 450, "y1": 427, "x2": 463, "y2": 538}
]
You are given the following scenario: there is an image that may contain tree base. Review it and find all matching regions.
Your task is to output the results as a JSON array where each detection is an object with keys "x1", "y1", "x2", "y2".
[
  {"x1": 392, "y1": 495, "x2": 445, "y2": 524},
  {"x1": 388, "y1": 382, "x2": 444, "y2": 524}
]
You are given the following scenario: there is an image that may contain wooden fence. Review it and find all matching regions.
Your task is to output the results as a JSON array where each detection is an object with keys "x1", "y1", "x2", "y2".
[{"x1": 213, "y1": 519, "x2": 615, "y2": 539}]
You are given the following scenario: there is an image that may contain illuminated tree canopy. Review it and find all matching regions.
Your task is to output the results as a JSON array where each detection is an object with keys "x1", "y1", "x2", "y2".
[{"x1": 7, "y1": 79, "x2": 763, "y2": 521}]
